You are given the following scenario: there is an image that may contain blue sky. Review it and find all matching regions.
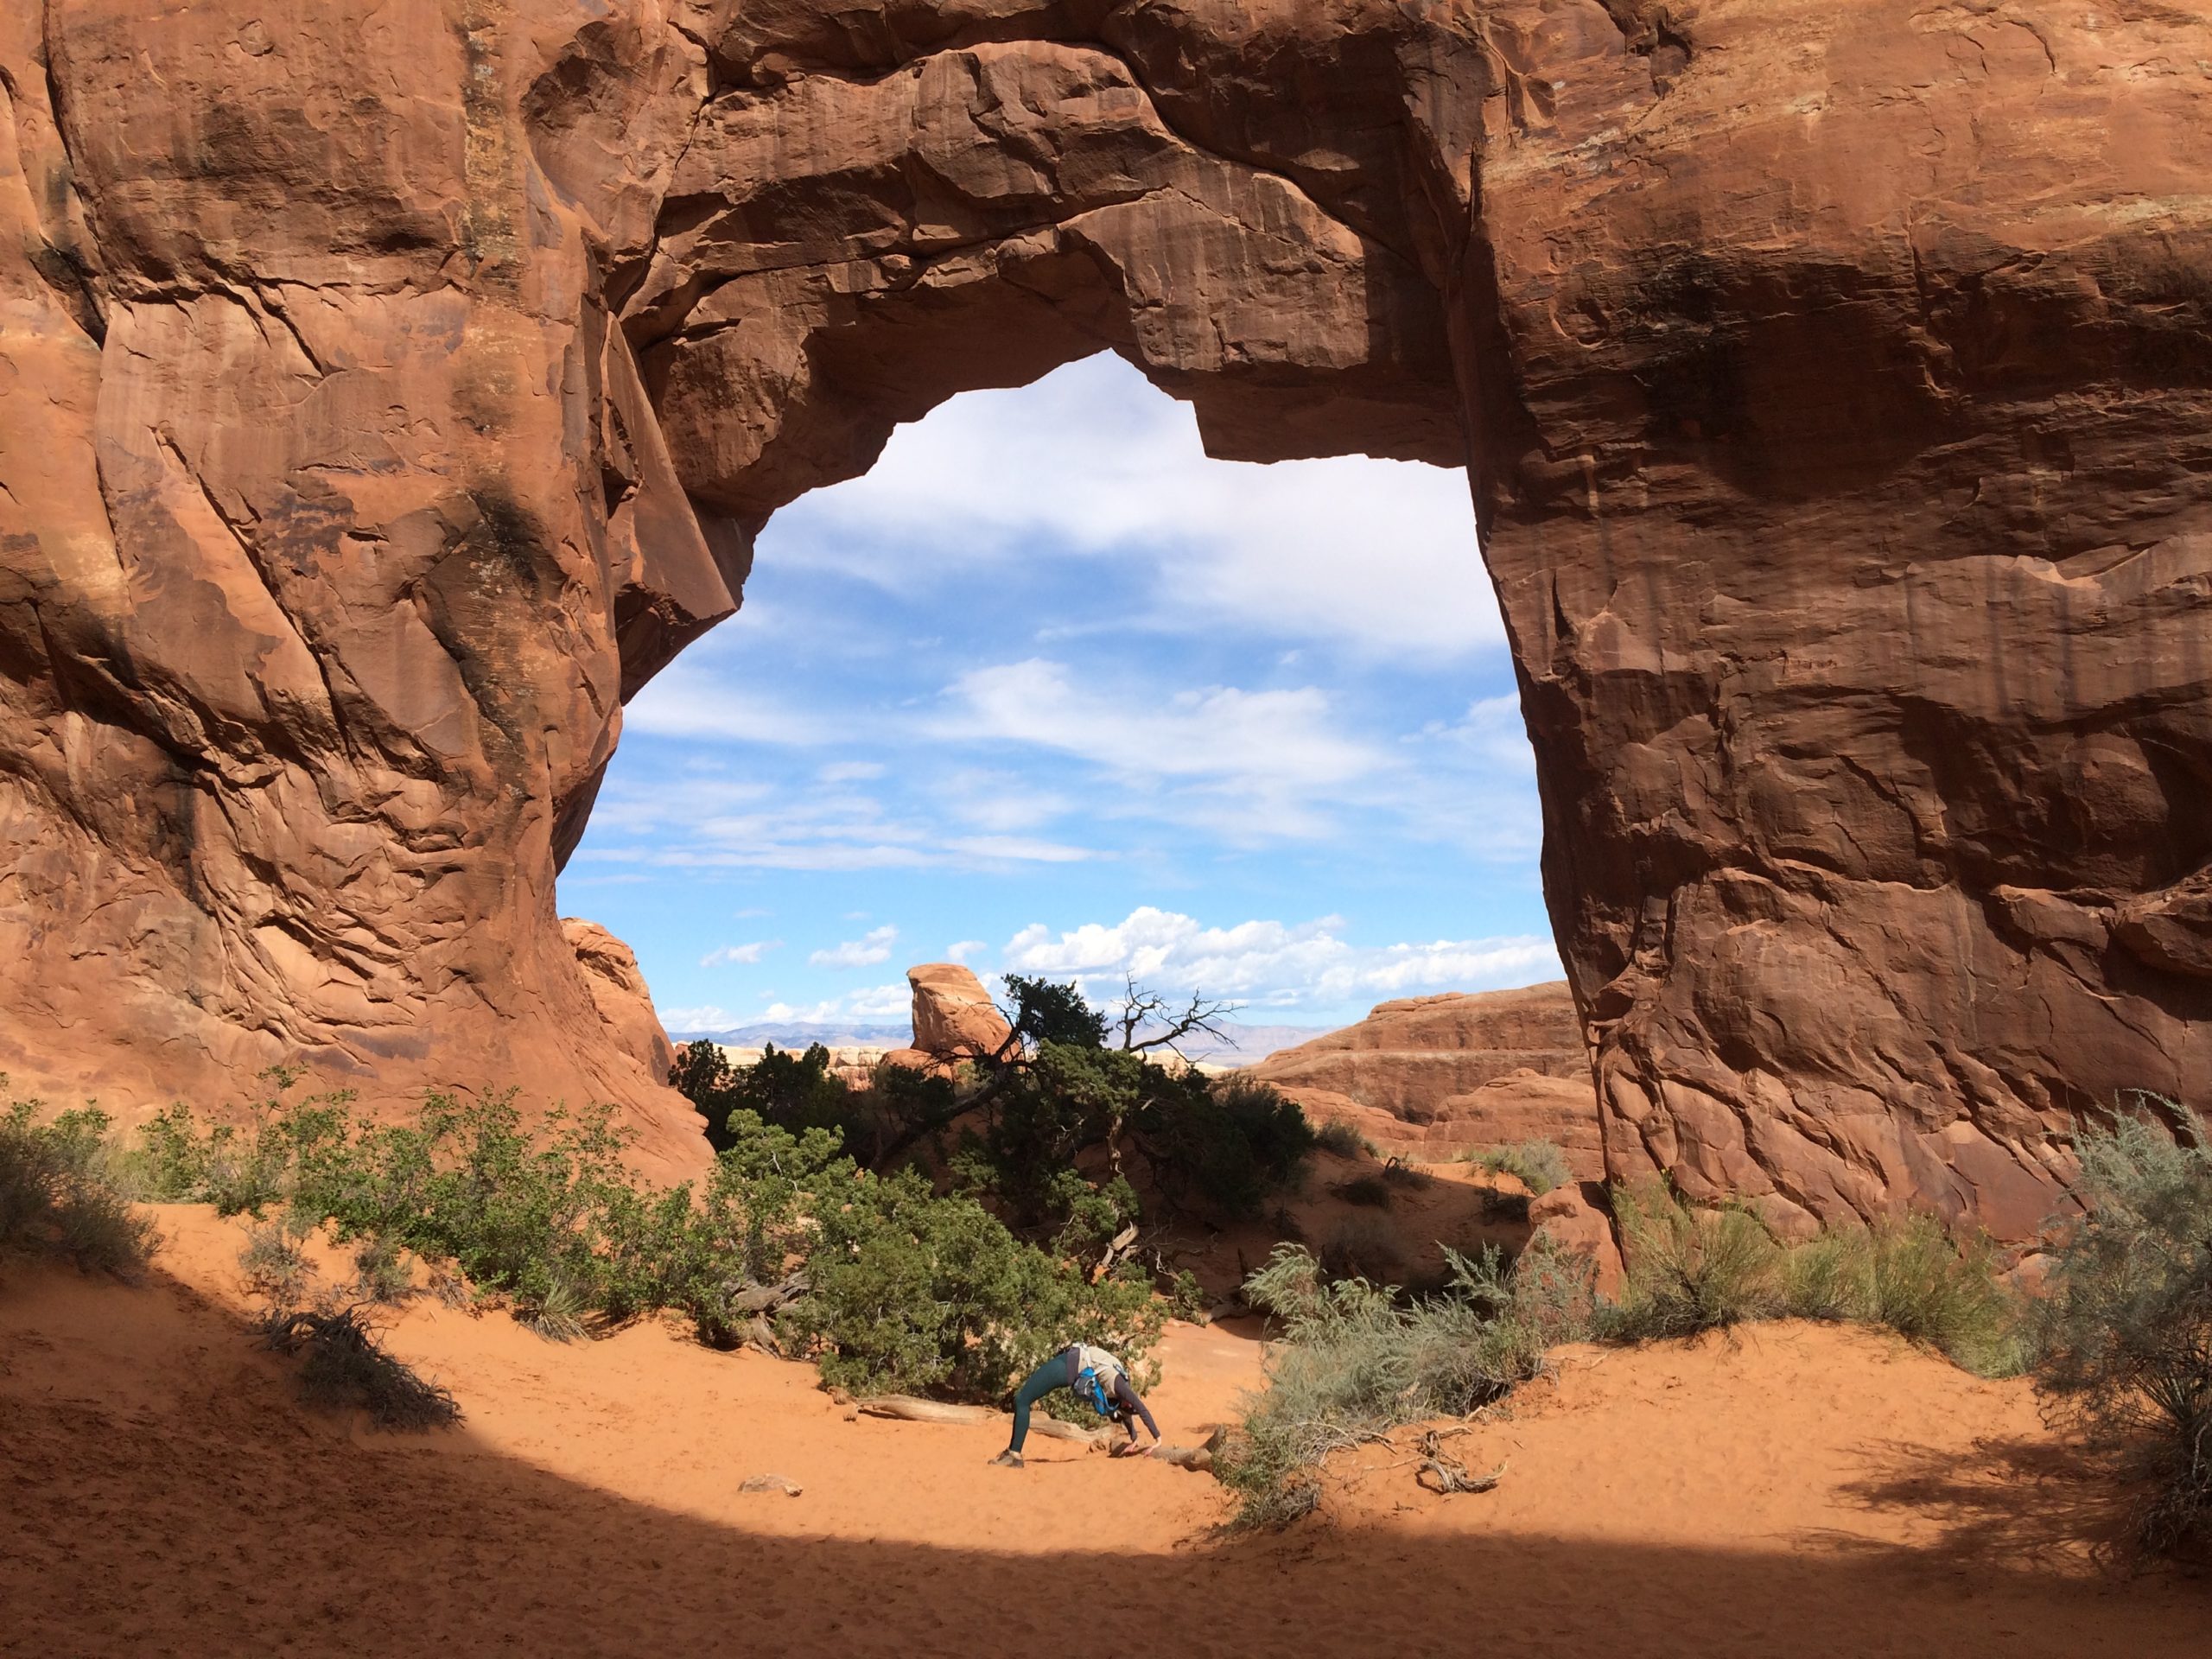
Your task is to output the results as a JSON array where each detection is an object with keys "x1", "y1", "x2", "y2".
[{"x1": 557, "y1": 353, "x2": 1558, "y2": 1033}]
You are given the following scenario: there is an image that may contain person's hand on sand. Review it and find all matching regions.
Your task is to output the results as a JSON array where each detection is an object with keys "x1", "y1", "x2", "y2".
[{"x1": 1110, "y1": 1439, "x2": 1150, "y2": 1459}]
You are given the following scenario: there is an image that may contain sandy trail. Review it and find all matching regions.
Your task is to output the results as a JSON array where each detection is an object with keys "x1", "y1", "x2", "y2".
[{"x1": 3, "y1": 1205, "x2": 2202, "y2": 1657}]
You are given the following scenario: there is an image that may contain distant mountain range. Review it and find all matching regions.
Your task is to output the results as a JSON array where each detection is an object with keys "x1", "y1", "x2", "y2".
[{"x1": 668, "y1": 1020, "x2": 1333, "y2": 1067}]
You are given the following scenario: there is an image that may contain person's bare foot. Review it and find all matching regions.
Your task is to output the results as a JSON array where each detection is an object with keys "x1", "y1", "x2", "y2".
[{"x1": 988, "y1": 1450, "x2": 1024, "y2": 1469}]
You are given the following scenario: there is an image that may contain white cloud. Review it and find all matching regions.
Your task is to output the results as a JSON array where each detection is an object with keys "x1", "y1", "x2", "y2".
[
  {"x1": 942, "y1": 661, "x2": 1376, "y2": 789},
  {"x1": 784, "y1": 353, "x2": 1497, "y2": 659},
  {"x1": 945, "y1": 939, "x2": 988, "y2": 963},
  {"x1": 757, "y1": 983, "x2": 912, "y2": 1023},
  {"x1": 934, "y1": 767, "x2": 1072, "y2": 833},
  {"x1": 623, "y1": 663, "x2": 836, "y2": 746},
  {"x1": 1001, "y1": 906, "x2": 1560, "y2": 1010},
  {"x1": 810, "y1": 924, "x2": 899, "y2": 969},
  {"x1": 700, "y1": 940, "x2": 778, "y2": 967},
  {"x1": 942, "y1": 834, "x2": 1096, "y2": 863},
  {"x1": 820, "y1": 760, "x2": 887, "y2": 782},
  {"x1": 660, "y1": 1004, "x2": 741, "y2": 1032}
]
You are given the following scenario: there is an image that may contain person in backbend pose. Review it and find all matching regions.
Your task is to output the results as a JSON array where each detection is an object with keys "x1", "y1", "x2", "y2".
[{"x1": 989, "y1": 1341, "x2": 1160, "y2": 1468}]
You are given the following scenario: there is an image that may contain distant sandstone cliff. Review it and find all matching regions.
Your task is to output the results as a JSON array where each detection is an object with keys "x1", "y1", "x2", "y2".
[
  {"x1": 1247, "y1": 983, "x2": 1605, "y2": 1182},
  {"x1": 3, "y1": 3, "x2": 2207, "y2": 1234}
]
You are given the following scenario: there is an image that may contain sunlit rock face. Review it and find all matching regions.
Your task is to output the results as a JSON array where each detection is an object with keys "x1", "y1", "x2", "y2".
[{"x1": 2, "y1": 1, "x2": 2206, "y2": 1226}]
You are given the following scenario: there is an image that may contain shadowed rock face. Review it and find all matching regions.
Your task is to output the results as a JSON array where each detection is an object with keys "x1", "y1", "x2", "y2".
[{"x1": 3, "y1": 2, "x2": 2206, "y2": 1228}]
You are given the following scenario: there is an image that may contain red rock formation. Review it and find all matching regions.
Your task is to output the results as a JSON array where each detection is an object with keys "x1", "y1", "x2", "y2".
[
  {"x1": 3, "y1": 3, "x2": 2206, "y2": 1234},
  {"x1": 562, "y1": 918, "x2": 676, "y2": 1084},
  {"x1": 1249, "y1": 983, "x2": 1605, "y2": 1177},
  {"x1": 880, "y1": 963, "x2": 1014, "y2": 1074},
  {"x1": 907, "y1": 964, "x2": 1016, "y2": 1060},
  {"x1": 1251, "y1": 984, "x2": 1587, "y2": 1112}
]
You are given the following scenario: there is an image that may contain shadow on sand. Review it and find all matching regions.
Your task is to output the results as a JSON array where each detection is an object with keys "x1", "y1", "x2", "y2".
[{"x1": 3, "y1": 1264, "x2": 2204, "y2": 1659}]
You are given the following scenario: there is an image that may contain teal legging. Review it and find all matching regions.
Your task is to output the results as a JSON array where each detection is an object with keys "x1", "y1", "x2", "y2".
[{"x1": 1007, "y1": 1348, "x2": 1078, "y2": 1454}]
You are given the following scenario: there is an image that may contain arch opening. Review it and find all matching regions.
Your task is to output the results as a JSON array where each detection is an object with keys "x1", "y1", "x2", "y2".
[{"x1": 559, "y1": 351, "x2": 1556, "y2": 1049}]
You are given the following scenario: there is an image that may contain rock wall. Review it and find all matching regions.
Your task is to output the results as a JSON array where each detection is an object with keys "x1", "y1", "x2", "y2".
[
  {"x1": 1250, "y1": 984, "x2": 1587, "y2": 1115},
  {"x1": 3, "y1": 1, "x2": 2207, "y2": 1233},
  {"x1": 1248, "y1": 982, "x2": 1605, "y2": 1178}
]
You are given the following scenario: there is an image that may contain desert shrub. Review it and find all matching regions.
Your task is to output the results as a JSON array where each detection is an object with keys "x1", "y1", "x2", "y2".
[
  {"x1": 2032, "y1": 1103, "x2": 2212, "y2": 1554},
  {"x1": 130, "y1": 1071, "x2": 354, "y2": 1217},
  {"x1": 1217, "y1": 1239, "x2": 1592, "y2": 1527},
  {"x1": 240, "y1": 1214, "x2": 319, "y2": 1306},
  {"x1": 0, "y1": 1099, "x2": 153, "y2": 1275},
  {"x1": 1776, "y1": 1217, "x2": 2022, "y2": 1375},
  {"x1": 1135, "y1": 1071, "x2": 1316, "y2": 1224},
  {"x1": 1604, "y1": 1182, "x2": 2022, "y2": 1371},
  {"x1": 1313, "y1": 1119, "x2": 1370, "y2": 1159},
  {"x1": 1462, "y1": 1140, "x2": 1571, "y2": 1198},
  {"x1": 1858, "y1": 1216, "x2": 2022, "y2": 1376},
  {"x1": 1318, "y1": 1216, "x2": 1403, "y2": 1286},
  {"x1": 351, "y1": 1234, "x2": 414, "y2": 1306},
  {"x1": 139, "y1": 1090, "x2": 1163, "y2": 1401},
  {"x1": 1332, "y1": 1173, "x2": 1392, "y2": 1209},
  {"x1": 260, "y1": 1306, "x2": 461, "y2": 1430},
  {"x1": 1598, "y1": 1181, "x2": 1786, "y2": 1339},
  {"x1": 784, "y1": 1162, "x2": 1161, "y2": 1400},
  {"x1": 1778, "y1": 1230, "x2": 1857, "y2": 1321}
]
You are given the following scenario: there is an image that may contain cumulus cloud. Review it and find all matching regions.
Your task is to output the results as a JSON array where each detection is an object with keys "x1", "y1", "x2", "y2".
[
  {"x1": 1001, "y1": 906, "x2": 1560, "y2": 1009},
  {"x1": 757, "y1": 983, "x2": 911, "y2": 1023},
  {"x1": 700, "y1": 941, "x2": 778, "y2": 967},
  {"x1": 944, "y1": 939, "x2": 988, "y2": 963},
  {"x1": 658, "y1": 1003, "x2": 740, "y2": 1032},
  {"x1": 809, "y1": 924, "x2": 899, "y2": 969},
  {"x1": 783, "y1": 353, "x2": 1497, "y2": 659},
  {"x1": 941, "y1": 662, "x2": 1376, "y2": 790}
]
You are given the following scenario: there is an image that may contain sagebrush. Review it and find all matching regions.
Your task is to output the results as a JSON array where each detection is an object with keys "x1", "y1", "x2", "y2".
[
  {"x1": 1216, "y1": 1238, "x2": 1593, "y2": 1527},
  {"x1": 0, "y1": 1096, "x2": 153, "y2": 1275},
  {"x1": 1599, "y1": 1181, "x2": 2022, "y2": 1376},
  {"x1": 1461, "y1": 1140, "x2": 1571, "y2": 1198},
  {"x1": 2031, "y1": 1103, "x2": 2212, "y2": 1555}
]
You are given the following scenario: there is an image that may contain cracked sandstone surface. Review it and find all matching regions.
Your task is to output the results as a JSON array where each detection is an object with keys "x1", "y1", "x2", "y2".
[{"x1": 2, "y1": 2, "x2": 2206, "y2": 1220}]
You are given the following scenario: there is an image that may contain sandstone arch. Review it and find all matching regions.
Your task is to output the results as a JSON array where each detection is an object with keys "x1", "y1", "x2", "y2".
[{"x1": 3, "y1": 1, "x2": 2207, "y2": 1223}]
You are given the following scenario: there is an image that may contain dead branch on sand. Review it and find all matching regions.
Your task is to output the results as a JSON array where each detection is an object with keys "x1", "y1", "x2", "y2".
[{"x1": 1413, "y1": 1429, "x2": 1504, "y2": 1496}]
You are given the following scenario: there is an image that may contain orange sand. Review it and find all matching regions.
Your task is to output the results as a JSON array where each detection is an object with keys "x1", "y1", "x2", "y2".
[{"x1": 3, "y1": 1205, "x2": 2202, "y2": 1657}]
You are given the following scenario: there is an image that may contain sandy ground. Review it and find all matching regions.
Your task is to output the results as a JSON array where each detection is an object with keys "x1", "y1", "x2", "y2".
[{"x1": 3, "y1": 1205, "x2": 2203, "y2": 1658}]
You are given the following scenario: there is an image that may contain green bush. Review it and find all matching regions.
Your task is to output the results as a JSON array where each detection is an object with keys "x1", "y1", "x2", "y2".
[
  {"x1": 787, "y1": 1163, "x2": 1161, "y2": 1400},
  {"x1": 1602, "y1": 1181, "x2": 2022, "y2": 1373},
  {"x1": 2031, "y1": 1103, "x2": 2212, "y2": 1555},
  {"x1": 1135, "y1": 1071, "x2": 1316, "y2": 1224},
  {"x1": 240, "y1": 1213, "x2": 319, "y2": 1306},
  {"x1": 137, "y1": 1090, "x2": 1165, "y2": 1403},
  {"x1": 1217, "y1": 1238, "x2": 1593, "y2": 1527},
  {"x1": 1856, "y1": 1215, "x2": 2022, "y2": 1376},
  {"x1": 0, "y1": 1098, "x2": 153, "y2": 1276},
  {"x1": 1313, "y1": 1119, "x2": 1371, "y2": 1159},
  {"x1": 671, "y1": 1041, "x2": 857, "y2": 1153},
  {"x1": 1599, "y1": 1181, "x2": 1787, "y2": 1339},
  {"x1": 131, "y1": 1071, "x2": 346, "y2": 1217},
  {"x1": 1461, "y1": 1140, "x2": 1571, "y2": 1198}
]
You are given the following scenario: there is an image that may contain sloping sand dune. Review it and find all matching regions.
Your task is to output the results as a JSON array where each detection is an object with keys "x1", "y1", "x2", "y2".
[{"x1": 3, "y1": 1206, "x2": 2202, "y2": 1657}]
